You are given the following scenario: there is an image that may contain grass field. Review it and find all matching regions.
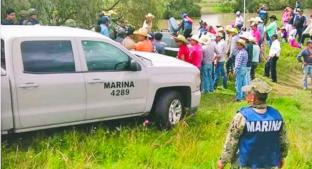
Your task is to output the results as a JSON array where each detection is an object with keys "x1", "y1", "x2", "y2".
[{"x1": 2, "y1": 43, "x2": 312, "y2": 169}]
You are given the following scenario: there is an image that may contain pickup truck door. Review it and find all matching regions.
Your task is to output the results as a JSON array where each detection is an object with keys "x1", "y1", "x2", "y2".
[
  {"x1": 77, "y1": 39, "x2": 148, "y2": 119},
  {"x1": 12, "y1": 39, "x2": 86, "y2": 129}
]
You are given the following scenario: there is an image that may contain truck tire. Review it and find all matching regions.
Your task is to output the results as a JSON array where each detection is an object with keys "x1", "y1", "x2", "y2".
[{"x1": 153, "y1": 91, "x2": 184, "y2": 130}]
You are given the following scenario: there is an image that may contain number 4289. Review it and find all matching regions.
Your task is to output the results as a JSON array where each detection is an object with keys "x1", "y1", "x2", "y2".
[{"x1": 111, "y1": 89, "x2": 130, "y2": 96}]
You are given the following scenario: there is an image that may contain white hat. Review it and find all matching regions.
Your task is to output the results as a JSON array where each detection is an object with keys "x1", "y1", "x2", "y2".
[
  {"x1": 239, "y1": 32, "x2": 250, "y2": 40},
  {"x1": 236, "y1": 11, "x2": 241, "y2": 15},
  {"x1": 190, "y1": 34, "x2": 202, "y2": 43},
  {"x1": 199, "y1": 35, "x2": 210, "y2": 45},
  {"x1": 255, "y1": 17, "x2": 263, "y2": 23}
]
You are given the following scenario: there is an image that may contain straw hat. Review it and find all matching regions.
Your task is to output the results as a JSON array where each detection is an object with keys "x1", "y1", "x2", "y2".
[
  {"x1": 236, "y1": 39, "x2": 246, "y2": 46},
  {"x1": 134, "y1": 28, "x2": 148, "y2": 37},
  {"x1": 228, "y1": 28, "x2": 238, "y2": 34},
  {"x1": 145, "y1": 13, "x2": 155, "y2": 19},
  {"x1": 248, "y1": 17, "x2": 257, "y2": 22},
  {"x1": 190, "y1": 35, "x2": 202, "y2": 43},
  {"x1": 199, "y1": 35, "x2": 210, "y2": 45},
  {"x1": 174, "y1": 34, "x2": 188, "y2": 43}
]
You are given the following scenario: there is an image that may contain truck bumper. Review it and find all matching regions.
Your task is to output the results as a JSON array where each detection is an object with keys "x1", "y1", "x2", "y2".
[{"x1": 191, "y1": 89, "x2": 201, "y2": 111}]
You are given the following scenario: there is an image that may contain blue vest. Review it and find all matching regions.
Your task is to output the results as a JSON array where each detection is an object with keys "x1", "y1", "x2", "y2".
[
  {"x1": 258, "y1": 10, "x2": 267, "y2": 21},
  {"x1": 239, "y1": 106, "x2": 283, "y2": 168}
]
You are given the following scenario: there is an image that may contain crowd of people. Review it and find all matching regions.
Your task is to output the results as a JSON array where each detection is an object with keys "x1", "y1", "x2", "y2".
[{"x1": 1, "y1": 8, "x2": 39, "y2": 25}]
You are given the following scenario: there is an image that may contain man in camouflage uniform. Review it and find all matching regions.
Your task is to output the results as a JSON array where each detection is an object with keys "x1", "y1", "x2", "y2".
[{"x1": 218, "y1": 79, "x2": 289, "y2": 169}]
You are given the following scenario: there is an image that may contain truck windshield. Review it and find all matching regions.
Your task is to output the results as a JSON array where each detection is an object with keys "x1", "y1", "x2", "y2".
[{"x1": 1, "y1": 39, "x2": 5, "y2": 70}]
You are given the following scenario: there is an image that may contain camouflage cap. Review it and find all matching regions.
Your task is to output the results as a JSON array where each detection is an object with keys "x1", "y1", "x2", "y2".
[
  {"x1": 28, "y1": 8, "x2": 38, "y2": 16},
  {"x1": 19, "y1": 10, "x2": 29, "y2": 17},
  {"x1": 242, "y1": 79, "x2": 272, "y2": 94}
]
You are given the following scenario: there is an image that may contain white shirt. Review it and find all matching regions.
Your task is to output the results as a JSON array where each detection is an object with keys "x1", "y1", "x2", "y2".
[
  {"x1": 216, "y1": 39, "x2": 227, "y2": 62},
  {"x1": 269, "y1": 39, "x2": 281, "y2": 57}
]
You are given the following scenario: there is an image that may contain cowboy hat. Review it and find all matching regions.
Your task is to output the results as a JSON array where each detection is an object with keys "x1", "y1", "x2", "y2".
[
  {"x1": 145, "y1": 13, "x2": 155, "y2": 19},
  {"x1": 236, "y1": 39, "x2": 246, "y2": 46},
  {"x1": 228, "y1": 28, "x2": 238, "y2": 34},
  {"x1": 174, "y1": 34, "x2": 188, "y2": 43},
  {"x1": 199, "y1": 35, "x2": 210, "y2": 45},
  {"x1": 239, "y1": 32, "x2": 250, "y2": 40},
  {"x1": 269, "y1": 15, "x2": 278, "y2": 20},
  {"x1": 134, "y1": 28, "x2": 148, "y2": 37},
  {"x1": 190, "y1": 34, "x2": 202, "y2": 43},
  {"x1": 217, "y1": 27, "x2": 224, "y2": 32}
]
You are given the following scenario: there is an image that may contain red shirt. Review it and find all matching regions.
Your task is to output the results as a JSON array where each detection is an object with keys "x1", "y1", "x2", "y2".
[{"x1": 177, "y1": 44, "x2": 190, "y2": 62}]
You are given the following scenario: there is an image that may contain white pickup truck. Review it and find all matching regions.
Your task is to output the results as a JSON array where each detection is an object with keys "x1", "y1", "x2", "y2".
[{"x1": 1, "y1": 26, "x2": 201, "y2": 134}]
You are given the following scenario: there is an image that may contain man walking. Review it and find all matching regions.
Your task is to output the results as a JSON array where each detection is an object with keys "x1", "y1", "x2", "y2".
[
  {"x1": 265, "y1": 34, "x2": 281, "y2": 83},
  {"x1": 234, "y1": 39, "x2": 248, "y2": 101},
  {"x1": 297, "y1": 40, "x2": 312, "y2": 90},
  {"x1": 218, "y1": 79, "x2": 289, "y2": 169}
]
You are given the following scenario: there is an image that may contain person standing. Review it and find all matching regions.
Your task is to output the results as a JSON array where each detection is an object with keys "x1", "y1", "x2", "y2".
[
  {"x1": 143, "y1": 13, "x2": 155, "y2": 33},
  {"x1": 153, "y1": 33, "x2": 167, "y2": 54},
  {"x1": 265, "y1": 34, "x2": 281, "y2": 83},
  {"x1": 301, "y1": 14, "x2": 312, "y2": 44},
  {"x1": 174, "y1": 34, "x2": 190, "y2": 63},
  {"x1": 134, "y1": 28, "x2": 153, "y2": 52},
  {"x1": 1, "y1": 8, "x2": 16, "y2": 25},
  {"x1": 293, "y1": 9, "x2": 307, "y2": 45},
  {"x1": 26, "y1": 8, "x2": 39, "y2": 25},
  {"x1": 122, "y1": 27, "x2": 136, "y2": 50},
  {"x1": 258, "y1": 5, "x2": 268, "y2": 25},
  {"x1": 226, "y1": 28, "x2": 240, "y2": 76},
  {"x1": 234, "y1": 39, "x2": 248, "y2": 101},
  {"x1": 265, "y1": 15, "x2": 278, "y2": 46},
  {"x1": 239, "y1": 33, "x2": 253, "y2": 85},
  {"x1": 235, "y1": 11, "x2": 244, "y2": 30},
  {"x1": 251, "y1": 22, "x2": 261, "y2": 45},
  {"x1": 297, "y1": 40, "x2": 312, "y2": 90},
  {"x1": 189, "y1": 35, "x2": 203, "y2": 69},
  {"x1": 200, "y1": 34, "x2": 219, "y2": 93},
  {"x1": 250, "y1": 37, "x2": 260, "y2": 80},
  {"x1": 218, "y1": 79, "x2": 289, "y2": 169},
  {"x1": 180, "y1": 13, "x2": 193, "y2": 38},
  {"x1": 214, "y1": 33, "x2": 228, "y2": 89},
  {"x1": 99, "y1": 16, "x2": 110, "y2": 37}
]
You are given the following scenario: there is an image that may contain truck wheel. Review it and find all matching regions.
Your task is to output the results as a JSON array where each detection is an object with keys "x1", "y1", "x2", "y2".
[{"x1": 153, "y1": 91, "x2": 184, "y2": 130}]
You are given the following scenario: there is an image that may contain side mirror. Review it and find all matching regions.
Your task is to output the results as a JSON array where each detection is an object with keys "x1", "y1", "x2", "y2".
[
  {"x1": 1, "y1": 68, "x2": 6, "y2": 76},
  {"x1": 130, "y1": 60, "x2": 141, "y2": 71}
]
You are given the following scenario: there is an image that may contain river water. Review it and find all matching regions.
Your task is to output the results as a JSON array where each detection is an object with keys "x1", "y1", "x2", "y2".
[{"x1": 159, "y1": 9, "x2": 312, "y2": 32}]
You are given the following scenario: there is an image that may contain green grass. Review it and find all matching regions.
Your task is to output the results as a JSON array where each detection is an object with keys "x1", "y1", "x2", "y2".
[{"x1": 2, "y1": 44, "x2": 312, "y2": 169}]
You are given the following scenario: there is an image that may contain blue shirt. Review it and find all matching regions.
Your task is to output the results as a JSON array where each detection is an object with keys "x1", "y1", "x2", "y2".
[{"x1": 100, "y1": 24, "x2": 110, "y2": 37}]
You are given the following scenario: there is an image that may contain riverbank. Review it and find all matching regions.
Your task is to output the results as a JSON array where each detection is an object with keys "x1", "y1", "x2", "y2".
[{"x1": 2, "y1": 41, "x2": 312, "y2": 169}]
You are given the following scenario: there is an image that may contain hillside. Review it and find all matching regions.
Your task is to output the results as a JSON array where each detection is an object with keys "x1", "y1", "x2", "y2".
[{"x1": 2, "y1": 44, "x2": 312, "y2": 169}]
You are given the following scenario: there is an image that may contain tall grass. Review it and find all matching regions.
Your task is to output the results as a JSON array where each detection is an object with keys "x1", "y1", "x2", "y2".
[{"x1": 2, "y1": 44, "x2": 312, "y2": 169}]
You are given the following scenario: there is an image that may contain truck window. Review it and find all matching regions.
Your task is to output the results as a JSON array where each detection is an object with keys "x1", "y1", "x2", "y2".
[
  {"x1": 1, "y1": 39, "x2": 5, "y2": 70},
  {"x1": 21, "y1": 41, "x2": 75, "y2": 73},
  {"x1": 82, "y1": 41, "x2": 130, "y2": 71}
]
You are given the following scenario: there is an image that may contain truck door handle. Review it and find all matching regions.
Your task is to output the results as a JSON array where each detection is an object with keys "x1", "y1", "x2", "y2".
[
  {"x1": 87, "y1": 79, "x2": 105, "y2": 84},
  {"x1": 19, "y1": 83, "x2": 39, "y2": 89}
]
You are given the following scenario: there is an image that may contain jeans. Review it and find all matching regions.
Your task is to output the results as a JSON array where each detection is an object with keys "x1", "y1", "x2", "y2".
[
  {"x1": 235, "y1": 67, "x2": 247, "y2": 100},
  {"x1": 303, "y1": 65, "x2": 312, "y2": 89},
  {"x1": 226, "y1": 57, "x2": 235, "y2": 74},
  {"x1": 213, "y1": 62, "x2": 227, "y2": 89},
  {"x1": 245, "y1": 67, "x2": 252, "y2": 85},
  {"x1": 251, "y1": 63, "x2": 258, "y2": 80},
  {"x1": 201, "y1": 63, "x2": 214, "y2": 92},
  {"x1": 265, "y1": 56, "x2": 279, "y2": 82}
]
